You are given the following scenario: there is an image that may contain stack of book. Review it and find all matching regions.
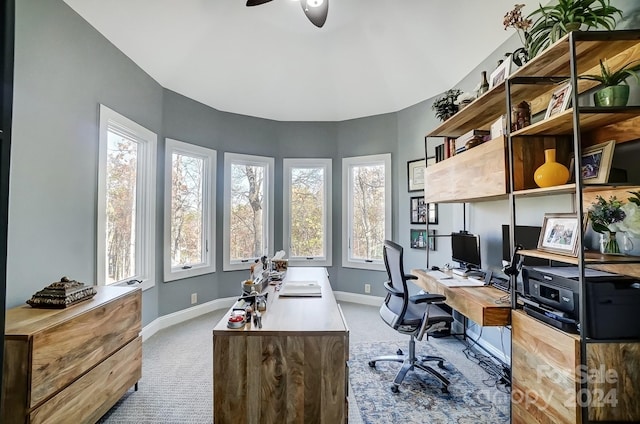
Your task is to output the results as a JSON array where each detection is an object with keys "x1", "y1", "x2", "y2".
[{"x1": 26, "y1": 277, "x2": 97, "y2": 308}]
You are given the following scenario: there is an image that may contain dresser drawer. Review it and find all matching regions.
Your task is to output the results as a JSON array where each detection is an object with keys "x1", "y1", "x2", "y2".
[
  {"x1": 29, "y1": 290, "x2": 141, "y2": 408},
  {"x1": 29, "y1": 336, "x2": 142, "y2": 424}
]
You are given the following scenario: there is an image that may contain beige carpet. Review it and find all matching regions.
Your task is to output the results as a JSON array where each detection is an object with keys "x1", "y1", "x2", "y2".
[{"x1": 98, "y1": 302, "x2": 510, "y2": 423}]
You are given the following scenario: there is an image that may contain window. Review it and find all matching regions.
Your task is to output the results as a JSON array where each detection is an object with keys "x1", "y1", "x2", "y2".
[
  {"x1": 342, "y1": 153, "x2": 392, "y2": 270},
  {"x1": 223, "y1": 153, "x2": 274, "y2": 271},
  {"x1": 164, "y1": 139, "x2": 216, "y2": 281},
  {"x1": 283, "y1": 158, "x2": 332, "y2": 266},
  {"x1": 97, "y1": 105, "x2": 157, "y2": 290}
]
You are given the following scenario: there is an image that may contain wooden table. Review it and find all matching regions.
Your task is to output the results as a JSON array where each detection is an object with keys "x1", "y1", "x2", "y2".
[
  {"x1": 411, "y1": 269, "x2": 511, "y2": 327},
  {"x1": 213, "y1": 267, "x2": 349, "y2": 424}
]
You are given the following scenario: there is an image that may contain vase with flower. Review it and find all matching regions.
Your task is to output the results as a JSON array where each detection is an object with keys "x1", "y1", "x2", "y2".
[
  {"x1": 616, "y1": 191, "x2": 640, "y2": 255},
  {"x1": 588, "y1": 195, "x2": 625, "y2": 254}
]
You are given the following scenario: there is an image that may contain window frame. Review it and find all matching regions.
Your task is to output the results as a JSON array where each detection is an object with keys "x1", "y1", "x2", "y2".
[
  {"x1": 341, "y1": 153, "x2": 392, "y2": 271},
  {"x1": 223, "y1": 152, "x2": 274, "y2": 271},
  {"x1": 97, "y1": 104, "x2": 157, "y2": 291},
  {"x1": 163, "y1": 138, "x2": 217, "y2": 282},
  {"x1": 283, "y1": 158, "x2": 332, "y2": 267}
]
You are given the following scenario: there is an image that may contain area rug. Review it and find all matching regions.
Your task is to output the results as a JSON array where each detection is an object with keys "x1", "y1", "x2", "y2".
[{"x1": 349, "y1": 341, "x2": 509, "y2": 424}]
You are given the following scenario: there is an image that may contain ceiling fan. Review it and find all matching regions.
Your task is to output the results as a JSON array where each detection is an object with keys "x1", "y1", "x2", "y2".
[{"x1": 246, "y1": 0, "x2": 329, "y2": 28}]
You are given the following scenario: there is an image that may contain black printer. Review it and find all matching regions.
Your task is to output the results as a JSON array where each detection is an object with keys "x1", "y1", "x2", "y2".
[{"x1": 521, "y1": 266, "x2": 640, "y2": 339}]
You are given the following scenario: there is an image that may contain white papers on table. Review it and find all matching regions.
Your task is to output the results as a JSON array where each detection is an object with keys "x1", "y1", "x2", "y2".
[{"x1": 279, "y1": 281, "x2": 322, "y2": 297}]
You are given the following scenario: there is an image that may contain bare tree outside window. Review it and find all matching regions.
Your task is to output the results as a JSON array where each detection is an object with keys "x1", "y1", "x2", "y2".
[
  {"x1": 170, "y1": 153, "x2": 203, "y2": 267},
  {"x1": 230, "y1": 164, "x2": 265, "y2": 260},
  {"x1": 105, "y1": 132, "x2": 137, "y2": 283},
  {"x1": 351, "y1": 164, "x2": 385, "y2": 261},
  {"x1": 290, "y1": 167, "x2": 324, "y2": 257}
]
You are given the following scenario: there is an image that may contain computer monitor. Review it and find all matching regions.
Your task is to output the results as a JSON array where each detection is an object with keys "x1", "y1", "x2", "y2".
[
  {"x1": 501, "y1": 224, "x2": 549, "y2": 267},
  {"x1": 451, "y1": 231, "x2": 481, "y2": 271}
]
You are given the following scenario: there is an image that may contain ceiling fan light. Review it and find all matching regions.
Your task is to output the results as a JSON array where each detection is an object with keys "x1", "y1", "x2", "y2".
[{"x1": 306, "y1": 0, "x2": 323, "y2": 8}]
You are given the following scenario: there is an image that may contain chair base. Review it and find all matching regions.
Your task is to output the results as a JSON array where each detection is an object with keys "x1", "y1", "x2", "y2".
[{"x1": 368, "y1": 336, "x2": 450, "y2": 393}]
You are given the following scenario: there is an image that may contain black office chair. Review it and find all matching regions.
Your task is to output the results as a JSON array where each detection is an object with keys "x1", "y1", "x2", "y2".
[{"x1": 368, "y1": 240, "x2": 454, "y2": 393}]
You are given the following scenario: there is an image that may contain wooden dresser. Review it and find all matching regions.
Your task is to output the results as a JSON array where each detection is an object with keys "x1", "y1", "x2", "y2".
[{"x1": 1, "y1": 286, "x2": 142, "y2": 424}]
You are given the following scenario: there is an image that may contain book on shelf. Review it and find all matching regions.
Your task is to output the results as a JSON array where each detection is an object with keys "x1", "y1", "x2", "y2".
[{"x1": 454, "y1": 129, "x2": 490, "y2": 151}]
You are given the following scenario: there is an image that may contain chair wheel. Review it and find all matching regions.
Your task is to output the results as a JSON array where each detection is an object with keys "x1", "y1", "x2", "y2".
[
  {"x1": 368, "y1": 361, "x2": 376, "y2": 367},
  {"x1": 391, "y1": 385, "x2": 399, "y2": 393},
  {"x1": 396, "y1": 349, "x2": 403, "y2": 355},
  {"x1": 437, "y1": 361, "x2": 447, "y2": 370}
]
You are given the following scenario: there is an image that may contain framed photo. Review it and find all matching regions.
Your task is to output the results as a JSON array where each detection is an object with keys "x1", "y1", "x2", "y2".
[
  {"x1": 537, "y1": 213, "x2": 580, "y2": 257},
  {"x1": 426, "y1": 156, "x2": 436, "y2": 167},
  {"x1": 544, "y1": 84, "x2": 572, "y2": 119},
  {"x1": 489, "y1": 59, "x2": 511, "y2": 89},
  {"x1": 410, "y1": 196, "x2": 427, "y2": 224},
  {"x1": 410, "y1": 229, "x2": 427, "y2": 249},
  {"x1": 407, "y1": 158, "x2": 426, "y2": 192},
  {"x1": 569, "y1": 140, "x2": 616, "y2": 184},
  {"x1": 428, "y1": 203, "x2": 438, "y2": 225},
  {"x1": 428, "y1": 229, "x2": 436, "y2": 251}
]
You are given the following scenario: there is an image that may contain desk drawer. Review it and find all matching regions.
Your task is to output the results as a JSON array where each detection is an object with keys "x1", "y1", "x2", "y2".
[{"x1": 29, "y1": 290, "x2": 141, "y2": 408}]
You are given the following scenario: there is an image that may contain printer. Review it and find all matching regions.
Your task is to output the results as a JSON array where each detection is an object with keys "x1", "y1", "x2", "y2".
[{"x1": 521, "y1": 266, "x2": 640, "y2": 338}]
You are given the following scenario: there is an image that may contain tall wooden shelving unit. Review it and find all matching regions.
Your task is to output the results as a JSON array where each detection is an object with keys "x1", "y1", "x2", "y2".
[{"x1": 425, "y1": 30, "x2": 640, "y2": 423}]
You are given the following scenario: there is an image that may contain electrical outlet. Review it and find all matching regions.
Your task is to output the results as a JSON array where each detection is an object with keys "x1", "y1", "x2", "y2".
[
  {"x1": 364, "y1": 283, "x2": 371, "y2": 294},
  {"x1": 191, "y1": 293, "x2": 197, "y2": 304}
]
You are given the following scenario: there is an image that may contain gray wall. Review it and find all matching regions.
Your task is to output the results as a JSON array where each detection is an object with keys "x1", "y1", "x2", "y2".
[{"x1": 7, "y1": 0, "x2": 639, "y2": 347}]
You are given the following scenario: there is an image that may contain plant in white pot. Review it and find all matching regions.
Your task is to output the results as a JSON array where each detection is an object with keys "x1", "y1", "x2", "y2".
[
  {"x1": 580, "y1": 59, "x2": 640, "y2": 107},
  {"x1": 527, "y1": 0, "x2": 622, "y2": 59}
]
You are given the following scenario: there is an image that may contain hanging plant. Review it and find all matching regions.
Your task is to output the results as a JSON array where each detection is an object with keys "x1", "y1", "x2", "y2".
[{"x1": 432, "y1": 89, "x2": 462, "y2": 122}]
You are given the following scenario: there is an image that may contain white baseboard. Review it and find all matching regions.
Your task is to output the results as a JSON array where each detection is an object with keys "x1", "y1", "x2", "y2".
[
  {"x1": 334, "y1": 291, "x2": 384, "y2": 306},
  {"x1": 141, "y1": 297, "x2": 235, "y2": 341}
]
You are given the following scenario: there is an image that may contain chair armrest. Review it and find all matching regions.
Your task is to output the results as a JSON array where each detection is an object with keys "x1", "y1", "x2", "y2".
[
  {"x1": 405, "y1": 274, "x2": 417, "y2": 280},
  {"x1": 383, "y1": 281, "x2": 403, "y2": 297},
  {"x1": 410, "y1": 293, "x2": 445, "y2": 304}
]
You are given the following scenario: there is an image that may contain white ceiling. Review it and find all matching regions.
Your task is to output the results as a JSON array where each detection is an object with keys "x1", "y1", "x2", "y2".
[{"x1": 62, "y1": 0, "x2": 521, "y2": 122}]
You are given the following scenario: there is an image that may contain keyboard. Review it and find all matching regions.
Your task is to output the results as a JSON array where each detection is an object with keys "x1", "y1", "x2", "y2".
[
  {"x1": 425, "y1": 270, "x2": 451, "y2": 280},
  {"x1": 490, "y1": 279, "x2": 511, "y2": 293}
]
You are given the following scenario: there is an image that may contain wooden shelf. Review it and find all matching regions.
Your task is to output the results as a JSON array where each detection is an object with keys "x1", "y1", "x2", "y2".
[
  {"x1": 513, "y1": 183, "x2": 576, "y2": 198},
  {"x1": 519, "y1": 249, "x2": 640, "y2": 265},
  {"x1": 427, "y1": 84, "x2": 506, "y2": 137},
  {"x1": 511, "y1": 31, "x2": 640, "y2": 80},
  {"x1": 511, "y1": 107, "x2": 640, "y2": 137}
]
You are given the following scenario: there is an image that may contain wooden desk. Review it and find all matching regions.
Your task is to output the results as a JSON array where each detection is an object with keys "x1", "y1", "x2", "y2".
[
  {"x1": 411, "y1": 269, "x2": 511, "y2": 327},
  {"x1": 213, "y1": 267, "x2": 349, "y2": 424}
]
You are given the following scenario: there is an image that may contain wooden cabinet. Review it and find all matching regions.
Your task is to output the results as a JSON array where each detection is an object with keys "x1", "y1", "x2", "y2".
[{"x1": 2, "y1": 286, "x2": 141, "y2": 424}]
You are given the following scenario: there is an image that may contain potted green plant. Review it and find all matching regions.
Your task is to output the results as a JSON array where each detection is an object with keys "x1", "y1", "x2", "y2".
[
  {"x1": 527, "y1": 0, "x2": 622, "y2": 59},
  {"x1": 580, "y1": 59, "x2": 640, "y2": 106},
  {"x1": 432, "y1": 89, "x2": 462, "y2": 122}
]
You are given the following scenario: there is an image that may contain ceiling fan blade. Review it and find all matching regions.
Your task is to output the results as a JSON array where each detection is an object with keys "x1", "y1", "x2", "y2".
[
  {"x1": 300, "y1": 0, "x2": 328, "y2": 28},
  {"x1": 246, "y1": 0, "x2": 273, "y2": 6}
]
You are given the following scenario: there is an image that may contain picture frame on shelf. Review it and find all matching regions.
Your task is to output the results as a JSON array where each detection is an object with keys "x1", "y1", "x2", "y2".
[
  {"x1": 428, "y1": 229, "x2": 436, "y2": 251},
  {"x1": 537, "y1": 213, "x2": 580, "y2": 257},
  {"x1": 569, "y1": 140, "x2": 615, "y2": 184},
  {"x1": 407, "y1": 158, "x2": 426, "y2": 192},
  {"x1": 410, "y1": 196, "x2": 427, "y2": 224},
  {"x1": 544, "y1": 83, "x2": 572, "y2": 119},
  {"x1": 428, "y1": 203, "x2": 438, "y2": 225},
  {"x1": 410, "y1": 229, "x2": 427, "y2": 249},
  {"x1": 489, "y1": 59, "x2": 511, "y2": 89}
]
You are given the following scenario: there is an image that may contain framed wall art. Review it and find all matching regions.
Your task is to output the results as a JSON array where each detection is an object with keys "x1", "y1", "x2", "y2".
[
  {"x1": 410, "y1": 196, "x2": 427, "y2": 224},
  {"x1": 407, "y1": 158, "x2": 426, "y2": 192},
  {"x1": 489, "y1": 59, "x2": 511, "y2": 89},
  {"x1": 410, "y1": 229, "x2": 427, "y2": 249}
]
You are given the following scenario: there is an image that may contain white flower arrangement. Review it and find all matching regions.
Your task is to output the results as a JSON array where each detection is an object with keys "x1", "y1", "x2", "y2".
[{"x1": 618, "y1": 192, "x2": 640, "y2": 237}]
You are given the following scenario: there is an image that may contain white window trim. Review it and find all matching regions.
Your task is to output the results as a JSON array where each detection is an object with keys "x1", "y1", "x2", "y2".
[
  {"x1": 163, "y1": 138, "x2": 217, "y2": 282},
  {"x1": 341, "y1": 153, "x2": 392, "y2": 271},
  {"x1": 97, "y1": 104, "x2": 157, "y2": 291},
  {"x1": 223, "y1": 152, "x2": 274, "y2": 271},
  {"x1": 283, "y1": 158, "x2": 332, "y2": 267}
]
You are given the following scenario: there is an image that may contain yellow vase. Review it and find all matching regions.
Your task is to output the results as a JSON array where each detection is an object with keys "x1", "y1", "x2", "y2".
[{"x1": 534, "y1": 149, "x2": 569, "y2": 188}]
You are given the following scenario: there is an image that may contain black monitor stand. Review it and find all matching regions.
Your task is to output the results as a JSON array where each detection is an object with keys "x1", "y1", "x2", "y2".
[{"x1": 451, "y1": 265, "x2": 483, "y2": 278}]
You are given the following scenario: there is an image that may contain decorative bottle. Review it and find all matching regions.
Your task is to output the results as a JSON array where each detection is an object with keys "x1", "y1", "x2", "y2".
[
  {"x1": 533, "y1": 149, "x2": 570, "y2": 188},
  {"x1": 478, "y1": 71, "x2": 489, "y2": 95}
]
